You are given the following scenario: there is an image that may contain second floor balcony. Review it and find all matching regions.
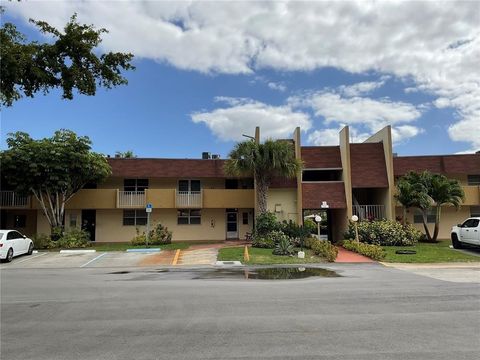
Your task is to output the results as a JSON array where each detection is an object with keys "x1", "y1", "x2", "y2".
[
  {"x1": 117, "y1": 191, "x2": 146, "y2": 208},
  {"x1": 0, "y1": 191, "x2": 30, "y2": 208},
  {"x1": 353, "y1": 205, "x2": 386, "y2": 221},
  {"x1": 175, "y1": 191, "x2": 203, "y2": 208}
]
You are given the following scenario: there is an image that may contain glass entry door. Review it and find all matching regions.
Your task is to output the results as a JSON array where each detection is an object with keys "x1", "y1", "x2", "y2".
[{"x1": 226, "y1": 211, "x2": 238, "y2": 239}]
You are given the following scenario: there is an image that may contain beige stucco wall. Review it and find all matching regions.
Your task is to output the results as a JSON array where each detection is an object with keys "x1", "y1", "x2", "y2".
[
  {"x1": 267, "y1": 189, "x2": 298, "y2": 223},
  {"x1": 94, "y1": 208, "x2": 253, "y2": 242},
  {"x1": 395, "y1": 206, "x2": 471, "y2": 240},
  {"x1": 36, "y1": 211, "x2": 52, "y2": 235}
]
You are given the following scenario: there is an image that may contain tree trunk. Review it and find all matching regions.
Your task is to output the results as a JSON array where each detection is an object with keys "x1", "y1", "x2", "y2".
[
  {"x1": 422, "y1": 210, "x2": 434, "y2": 242},
  {"x1": 402, "y1": 207, "x2": 407, "y2": 226},
  {"x1": 432, "y1": 205, "x2": 441, "y2": 242},
  {"x1": 256, "y1": 177, "x2": 269, "y2": 215}
]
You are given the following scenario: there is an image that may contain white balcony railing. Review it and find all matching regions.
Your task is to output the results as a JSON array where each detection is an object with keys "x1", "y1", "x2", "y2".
[
  {"x1": 117, "y1": 191, "x2": 146, "y2": 208},
  {"x1": 353, "y1": 205, "x2": 385, "y2": 221},
  {"x1": 176, "y1": 191, "x2": 202, "y2": 208},
  {"x1": 0, "y1": 191, "x2": 29, "y2": 208}
]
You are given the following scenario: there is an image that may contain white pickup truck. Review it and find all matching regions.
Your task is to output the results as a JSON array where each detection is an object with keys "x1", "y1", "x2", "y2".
[{"x1": 451, "y1": 217, "x2": 480, "y2": 248}]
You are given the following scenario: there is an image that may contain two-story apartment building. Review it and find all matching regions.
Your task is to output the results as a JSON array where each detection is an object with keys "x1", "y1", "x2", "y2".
[{"x1": 1, "y1": 126, "x2": 479, "y2": 242}]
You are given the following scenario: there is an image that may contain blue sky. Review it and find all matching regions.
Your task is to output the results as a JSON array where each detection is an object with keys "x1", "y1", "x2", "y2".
[{"x1": 2, "y1": 1, "x2": 479, "y2": 157}]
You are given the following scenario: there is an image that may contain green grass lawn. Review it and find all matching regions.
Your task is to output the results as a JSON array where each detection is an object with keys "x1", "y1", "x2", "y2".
[
  {"x1": 382, "y1": 240, "x2": 480, "y2": 263},
  {"x1": 218, "y1": 246, "x2": 327, "y2": 265}
]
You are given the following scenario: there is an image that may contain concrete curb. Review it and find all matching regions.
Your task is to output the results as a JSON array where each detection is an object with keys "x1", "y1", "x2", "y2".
[
  {"x1": 126, "y1": 248, "x2": 161, "y2": 253},
  {"x1": 60, "y1": 249, "x2": 97, "y2": 254}
]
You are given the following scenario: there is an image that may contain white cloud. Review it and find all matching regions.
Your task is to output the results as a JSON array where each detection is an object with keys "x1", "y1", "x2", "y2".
[
  {"x1": 308, "y1": 126, "x2": 370, "y2": 146},
  {"x1": 6, "y1": 0, "x2": 480, "y2": 151},
  {"x1": 267, "y1": 82, "x2": 287, "y2": 92},
  {"x1": 290, "y1": 89, "x2": 422, "y2": 132},
  {"x1": 191, "y1": 98, "x2": 311, "y2": 142},
  {"x1": 338, "y1": 81, "x2": 385, "y2": 97}
]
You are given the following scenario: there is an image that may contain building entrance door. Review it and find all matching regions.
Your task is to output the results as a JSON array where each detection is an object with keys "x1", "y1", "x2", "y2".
[
  {"x1": 226, "y1": 210, "x2": 238, "y2": 239},
  {"x1": 81, "y1": 210, "x2": 96, "y2": 242}
]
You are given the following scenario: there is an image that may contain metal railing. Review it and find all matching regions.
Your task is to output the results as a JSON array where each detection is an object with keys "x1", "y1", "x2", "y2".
[
  {"x1": 353, "y1": 205, "x2": 385, "y2": 221},
  {"x1": 117, "y1": 191, "x2": 146, "y2": 207},
  {"x1": 176, "y1": 191, "x2": 202, "y2": 208},
  {"x1": 0, "y1": 191, "x2": 29, "y2": 208}
]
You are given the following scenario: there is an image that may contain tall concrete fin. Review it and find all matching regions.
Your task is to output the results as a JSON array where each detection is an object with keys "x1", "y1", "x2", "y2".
[
  {"x1": 339, "y1": 126, "x2": 353, "y2": 221},
  {"x1": 293, "y1": 127, "x2": 303, "y2": 224},
  {"x1": 364, "y1": 126, "x2": 395, "y2": 220}
]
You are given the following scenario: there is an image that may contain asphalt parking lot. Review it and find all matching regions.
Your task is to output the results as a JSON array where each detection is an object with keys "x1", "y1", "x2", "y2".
[
  {"x1": 2, "y1": 263, "x2": 480, "y2": 360},
  {"x1": 0, "y1": 251, "x2": 175, "y2": 269}
]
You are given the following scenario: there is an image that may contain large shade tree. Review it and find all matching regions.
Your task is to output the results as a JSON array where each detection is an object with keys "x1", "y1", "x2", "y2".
[
  {"x1": 0, "y1": 11, "x2": 134, "y2": 107},
  {"x1": 225, "y1": 139, "x2": 303, "y2": 214},
  {"x1": 396, "y1": 171, "x2": 464, "y2": 242},
  {"x1": 1, "y1": 130, "x2": 112, "y2": 233}
]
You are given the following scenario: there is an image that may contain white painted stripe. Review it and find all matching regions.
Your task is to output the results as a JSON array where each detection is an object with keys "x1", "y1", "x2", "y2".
[
  {"x1": 60, "y1": 249, "x2": 96, "y2": 254},
  {"x1": 80, "y1": 252, "x2": 108, "y2": 268},
  {"x1": 12, "y1": 252, "x2": 47, "y2": 264}
]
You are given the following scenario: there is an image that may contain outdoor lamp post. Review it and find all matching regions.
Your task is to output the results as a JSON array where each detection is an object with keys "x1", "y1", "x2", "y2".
[
  {"x1": 315, "y1": 215, "x2": 322, "y2": 240},
  {"x1": 351, "y1": 215, "x2": 359, "y2": 242}
]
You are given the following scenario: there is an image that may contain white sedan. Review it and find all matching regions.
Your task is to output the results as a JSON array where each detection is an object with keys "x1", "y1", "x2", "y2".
[{"x1": 0, "y1": 230, "x2": 34, "y2": 262}]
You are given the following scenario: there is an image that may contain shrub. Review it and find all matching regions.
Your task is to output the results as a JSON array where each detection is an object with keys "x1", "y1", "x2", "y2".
[
  {"x1": 272, "y1": 237, "x2": 294, "y2": 256},
  {"x1": 56, "y1": 228, "x2": 91, "y2": 248},
  {"x1": 131, "y1": 223, "x2": 173, "y2": 246},
  {"x1": 252, "y1": 236, "x2": 275, "y2": 249},
  {"x1": 344, "y1": 220, "x2": 419, "y2": 246},
  {"x1": 281, "y1": 220, "x2": 310, "y2": 246},
  {"x1": 304, "y1": 237, "x2": 317, "y2": 249},
  {"x1": 343, "y1": 240, "x2": 385, "y2": 260},
  {"x1": 32, "y1": 233, "x2": 56, "y2": 249},
  {"x1": 310, "y1": 240, "x2": 338, "y2": 262},
  {"x1": 254, "y1": 212, "x2": 280, "y2": 236},
  {"x1": 303, "y1": 218, "x2": 317, "y2": 235}
]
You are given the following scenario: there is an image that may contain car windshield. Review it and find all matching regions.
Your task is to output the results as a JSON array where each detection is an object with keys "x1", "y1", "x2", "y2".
[{"x1": 0, "y1": 233, "x2": 3, "y2": 240}]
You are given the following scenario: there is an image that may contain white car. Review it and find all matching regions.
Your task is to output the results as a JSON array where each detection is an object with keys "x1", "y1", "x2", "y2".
[
  {"x1": 0, "y1": 230, "x2": 34, "y2": 262},
  {"x1": 451, "y1": 217, "x2": 480, "y2": 248}
]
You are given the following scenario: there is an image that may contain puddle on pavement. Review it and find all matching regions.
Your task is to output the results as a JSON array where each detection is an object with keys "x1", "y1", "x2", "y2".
[
  {"x1": 193, "y1": 267, "x2": 340, "y2": 280},
  {"x1": 109, "y1": 267, "x2": 340, "y2": 280}
]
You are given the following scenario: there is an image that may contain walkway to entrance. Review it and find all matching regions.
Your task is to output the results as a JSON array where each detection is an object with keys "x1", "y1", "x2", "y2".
[{"x1": 335, "y1": 247, "x2": 375, "y2": 263}]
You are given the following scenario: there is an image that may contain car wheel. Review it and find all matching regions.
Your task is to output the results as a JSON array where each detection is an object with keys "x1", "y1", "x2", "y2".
[
  {"x1": 27, "y1": 243, "x2": 34, "y2": 255},
  {"x1": 6, "y1": 248, "x2": 14, "y2": 263},
  {"x1": 451, "y1": 234, "x2": 463, "y2": 249}
]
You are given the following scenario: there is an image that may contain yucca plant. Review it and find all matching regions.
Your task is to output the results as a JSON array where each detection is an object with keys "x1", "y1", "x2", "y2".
[{"x1": 272, "y1": 236, "x2": 294, "y2": 256}]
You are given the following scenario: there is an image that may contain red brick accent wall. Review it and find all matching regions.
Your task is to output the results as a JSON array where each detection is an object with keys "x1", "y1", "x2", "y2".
[
  {"x1": 301, "y1": 146, "x2": 342, "y2": 168},
  {"x1": 394, "y1": 154, "x2": 480, "y2": 176},
  {"x1": 302, "y1": 182, "x2": 346, "y2": 209},
  {"x1": 350, "y1": 143, "x2": 388, "y2": 188}
]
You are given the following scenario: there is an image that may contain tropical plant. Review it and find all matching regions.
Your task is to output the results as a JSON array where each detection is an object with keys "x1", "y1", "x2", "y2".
[
  {"x1": 225, "y1": 139, "x2": 303, "y2": 214},
  {"x1": 344, "y1": 220, "x2": 423, "y2": 246},
  {"x1": 115, "y1": 150, "x2": 136, "y2": 158},
  {"x1": 56, "y1": 228, "x2": 92, "y2": 248},
  {"x1": 253, "y1": 212, "x2": 281, "y2": 236},
  {"x1": 131, "y1": 223, "x2": 173, "y2": 246},
  {"x1": 310, "y1": 239, "x2": 338, "y2": 262},
  {"x1": 1, "y1": 130, "x2": 112, "y2": 235},
  {"x1": 1, "y1": 11, "x2": 134, "y2": 107},
  {"x1": 342, "y1": 240, "x2": 385, "y2": 261},
  {"x1": 396, "y1": 171, "x2": 464, "y2": 242},
  {"x1": 272, "y1": 237, "x2": 294, "y2": 256}
]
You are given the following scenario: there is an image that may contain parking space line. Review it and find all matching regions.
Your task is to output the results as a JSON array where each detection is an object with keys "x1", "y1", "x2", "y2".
[
  {"x1": 10, "y1": 252, "x2": 48, "y2": 265},
  {"x1": 80, "y1": 253, "x2": 108, "y2": 268},
  {"x1": 172, "y1": 249, "x2": 181, "y2": 265}
]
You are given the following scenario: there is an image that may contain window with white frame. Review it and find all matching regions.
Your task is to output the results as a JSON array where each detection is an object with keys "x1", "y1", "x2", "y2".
[
  {"x1": 124, "y1": 179, "x2": 149, "y2": 192},
  {"x1": 471, "y1": 206, "x2": 480, "y2": 217},
  {"x1": 413, "y1": 209, "x2": 436, "y2": 223},
  {"x1": 467, "y1": 175, "x2": 480, "y2": 185},
  {"x1": 177, "y1": 209, "x2": 201, "y2": 225},
  {"x1": 178, "y1": 180, "x2": 201, "y2": 192},
  {"x1": 123, "y1": 210, "x2": 147, "y2": 226}
]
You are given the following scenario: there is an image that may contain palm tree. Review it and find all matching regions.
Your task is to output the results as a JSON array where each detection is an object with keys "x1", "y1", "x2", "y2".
[
  {"x1": 397, "y1": 171, "x2": 464, "y2": 242},
  {"x1": 225, "y1": 139, "x2": 303, "y2": 214},
  {"x1": 395, "y1": 176, "x2": 430, "y2": 226},
  {"x1": 428, "y1": 173, "x2": 465, "y2": 242}
]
